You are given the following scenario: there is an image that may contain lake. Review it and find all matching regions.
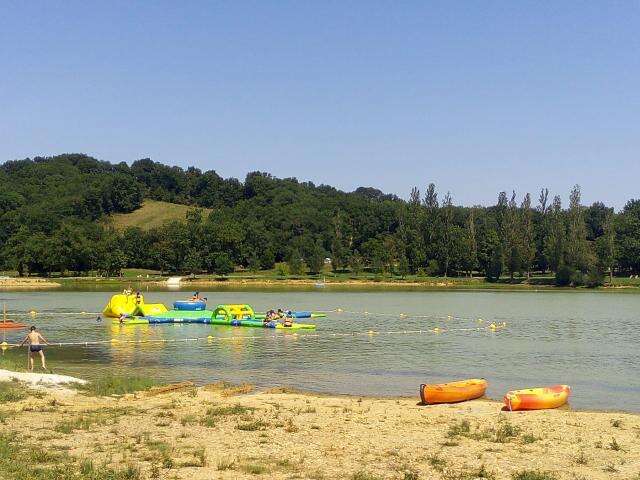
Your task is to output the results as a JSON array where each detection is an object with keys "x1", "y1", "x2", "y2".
[{"x1": 1, "y1": 288, "x2": 638, "y2": 412}]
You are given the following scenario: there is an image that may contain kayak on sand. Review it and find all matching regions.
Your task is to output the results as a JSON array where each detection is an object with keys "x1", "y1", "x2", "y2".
[{"x1": 420, "y1": 379, "x2": 487, "y2": 404}]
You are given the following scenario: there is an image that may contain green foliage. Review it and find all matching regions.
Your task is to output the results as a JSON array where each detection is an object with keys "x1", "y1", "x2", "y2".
[
  {"x1": 555, "y1": 264, "x2": 572, "y2": 286},
  {"x1": 275, "y1": 262, "x2": 290, "y2": 277},
  {"x1": 287, "y1": 248, "x2": 305, "y2": 275},
  {"x1": 2, "y1": 154, "x2": 640, "y2": 283},
  {"x1": 214, "y1": 253, "x2": 234, "y2": 276}
]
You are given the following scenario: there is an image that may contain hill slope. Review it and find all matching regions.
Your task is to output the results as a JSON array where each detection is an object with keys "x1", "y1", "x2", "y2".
[{"x1": 109, "y1": 200, "x2": 212, "y2": 231}]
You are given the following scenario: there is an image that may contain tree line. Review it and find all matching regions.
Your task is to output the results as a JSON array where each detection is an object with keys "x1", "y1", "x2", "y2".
[{"x1": 1, "y1": 154, "x2": 639, "y2": 286}]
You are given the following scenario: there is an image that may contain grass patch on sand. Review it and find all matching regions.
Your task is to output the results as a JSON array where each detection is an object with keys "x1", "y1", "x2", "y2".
[
  {"x1": 0, "y1": 381, "x2": 30, "y2": 402},
  {"x1": 236, "y1": 419, "x2": 269, "y2": 431},
  {"x1": 79, "y1": 375, "x2": 157, "y2": 396},
  {"x1": 0, "y1": 357, "x2": 26, "y2": 372},
  {"x1": 201, "y1": 404, "x2": 255, "y2": 427},
  {"x1": 351, "y1": 472, "x2": 383, "y2": 480},
  {"x1": 0, "y1": 432, "x2": 140, "y2": 479},
  {"x1": 427, "y1": 453, "x2": 448, "y2": 472},
  {"x1": 446, "y1": 418, "x2": 521, "y2": 443},
  {"x1": 54, "y1": 408, "x2": 129, "y2": 434},
  {"x1": 511, "y1": 471, "x2": 558, "y2": 480},
  {"x1": 236, "y1": 455, "x2": 301, "y2": 476}
]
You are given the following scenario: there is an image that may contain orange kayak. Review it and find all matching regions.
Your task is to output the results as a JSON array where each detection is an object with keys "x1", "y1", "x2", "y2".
[
  {"x1": 420, "y1": 378, "x2": 487, "y2": 404},
  {"x1": 504, "y1": 385, "x2": 571, "y2": 411},
  {"x1": 0, "y1": 320, "x2": 27, "y2": 330}
]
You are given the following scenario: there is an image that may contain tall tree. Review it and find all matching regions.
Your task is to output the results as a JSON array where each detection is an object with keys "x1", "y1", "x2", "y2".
[
  {"x1": 465, "y1": 208, "x2": 479, "y2": 276},
  {"x1": 439, "y1": 192, "x2": 454, "y2": 277},
  {"x1": 536, "y1": 188, "x2": 550, "y2": 272},
  {"x1": 520, "y1": 193, "x2": 536, "y2": 280},
  {"x1": 544, "y1": 195, "x2": 565, "y2": 272},
  {"x1": 422, "y1": 183, "x2": 440, "y2": 267},
  {"x1": 565, "y1": 185, "x2": 589, "y2": 272},
  {"x1": 615, "y1": 199, "x2": 640, "y2": 274},
  {"x1": 503, "y1": 191, "x2": 521, "y2": 281},
  {"x1": 596, "y1": 210, "x2": 616, "y2": 283}
]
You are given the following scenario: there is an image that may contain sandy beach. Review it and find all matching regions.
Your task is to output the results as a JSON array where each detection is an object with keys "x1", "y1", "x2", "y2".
[
  {"x1": 0, "y1": 277, "x2": 61, "y2": 290},
  {"x1": 1, "y1": 376, "x2": 639, "y2": 480}
]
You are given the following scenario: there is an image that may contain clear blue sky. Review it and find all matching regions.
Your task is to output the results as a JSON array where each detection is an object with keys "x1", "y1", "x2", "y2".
[{"x1": 1, "y1": 1, "x2": 638, "y2": 209}]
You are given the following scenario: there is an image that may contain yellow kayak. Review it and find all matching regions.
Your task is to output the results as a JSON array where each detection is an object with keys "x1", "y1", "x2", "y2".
[{"x1": 504, "y1": 385, "x2": 571, "y2": 411}]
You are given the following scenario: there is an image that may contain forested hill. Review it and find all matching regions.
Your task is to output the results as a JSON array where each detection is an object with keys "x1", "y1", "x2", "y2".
[{"x1": 1, "y1": 153, "x2": 639, "y2": 285}]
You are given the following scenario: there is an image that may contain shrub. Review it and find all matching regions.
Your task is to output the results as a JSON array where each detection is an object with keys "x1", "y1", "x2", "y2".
[
  {"x1": 585, "y1": 267, "x2": 604, "y2": 287},
  {"x1": 555, "y1": 264, "x2": 572, "y2": 286},
  {"x1": 570, "y1": 269, "x2": 585, "y2": 287}
]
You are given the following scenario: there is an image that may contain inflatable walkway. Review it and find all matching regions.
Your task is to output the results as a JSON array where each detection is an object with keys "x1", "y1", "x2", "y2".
[{"x1": 104, "y1": 296, "x2": 321, "y2": 330}]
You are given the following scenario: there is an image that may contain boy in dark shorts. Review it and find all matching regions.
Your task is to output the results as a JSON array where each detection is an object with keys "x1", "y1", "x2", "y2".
[{"x1": 19, "y1": 326, "x2": 49, "y2": 371}]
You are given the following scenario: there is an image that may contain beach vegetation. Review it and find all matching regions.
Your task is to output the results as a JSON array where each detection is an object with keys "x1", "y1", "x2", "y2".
[
  {"x1": 447, "y1": 419, "x2": 471, "y2": 437},
  {"x1": 511, "y1": 471, "x2": 558, "y2": 480},
  {"x1": 0, "y1": 381, "x2": 30, "y2": 402},
  {"x1": 351, "y1": 471, "x2": 383, "y2": 480},
  {"x1": 79, "y1": 375, "x2": 157, "y2": 396},
  {"x1": 427, "y1": 454, "x2": 447, "y2": 472},
  {"x1": 608, "y1": 437, "x2": 623, "y2": 451},
  {"x1": 236, "y1": 419, "x2": 269, "y2": 431},
  {"x1": 217, "y1": 458, "x2": 236, "y2": 470},
  {"x1": 0, "y1": 432, "x2": 140, "y2": 479},
  {"x1": 574, "y1": 451, "x2": 588, "y2": 465}
]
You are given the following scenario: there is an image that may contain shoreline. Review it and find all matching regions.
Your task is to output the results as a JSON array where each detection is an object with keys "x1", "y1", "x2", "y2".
[
  {"x1": 1, "y1": 367, "x2": 635, "y2": 416},
  {"x1": 3, "y1": 274, "x2": 640, "y2": 292},
  {"x1": 1, "y1": 374, "x2": 639, "y2": 479},
  {"x1": 0, "y1": 277, "x2": 61, "y2": 290}
]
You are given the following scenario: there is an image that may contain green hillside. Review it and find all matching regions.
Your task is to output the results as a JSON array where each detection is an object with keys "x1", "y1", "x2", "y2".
[{"x1": 109, "y1": 200, "x2": 212, "y2": 231}]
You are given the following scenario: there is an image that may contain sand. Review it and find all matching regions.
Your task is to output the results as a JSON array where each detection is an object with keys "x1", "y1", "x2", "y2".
[
  {"x1": 0, "y1": 370, "x2": 87, "y2": 393},
  {"x1": 1, "y1": 378, "x2": 639, "y2": 479},
  {"x1": 0, "y1": 277, "x2": 61, "y2": 289}
]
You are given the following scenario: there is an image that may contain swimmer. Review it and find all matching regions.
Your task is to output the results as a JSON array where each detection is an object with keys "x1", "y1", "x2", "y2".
[{"x1": 18, "y1": 326, "x2": 49, "y2": 371}]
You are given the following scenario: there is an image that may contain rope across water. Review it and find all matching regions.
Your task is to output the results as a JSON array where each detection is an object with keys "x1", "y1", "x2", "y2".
[{"x1": 0, "y1": 324, "x2": 506, "y2": 349}]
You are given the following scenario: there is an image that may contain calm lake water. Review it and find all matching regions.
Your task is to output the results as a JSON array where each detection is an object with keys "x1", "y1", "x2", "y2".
[{"x1": 1, "y1": 288, "x2": 639, "y2": 412}]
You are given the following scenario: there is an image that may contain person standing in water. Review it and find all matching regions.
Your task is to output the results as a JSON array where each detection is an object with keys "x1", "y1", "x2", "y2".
[{"x1": 19, "y1": 326, "x2": 49, "y2": 371}]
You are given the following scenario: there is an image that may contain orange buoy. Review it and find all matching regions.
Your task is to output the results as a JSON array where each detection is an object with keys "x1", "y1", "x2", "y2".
[
  {"x1": 503, "y1": 385, "x2": 571, "y2": 411},
  {"x1": 420, "y1": 378, "x2": 487, "y2": 404}
]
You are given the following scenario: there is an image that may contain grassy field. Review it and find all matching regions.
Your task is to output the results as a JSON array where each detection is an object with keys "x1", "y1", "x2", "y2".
[{"x1": 108, "y1": 200, "x2": 212, "y2": 231}]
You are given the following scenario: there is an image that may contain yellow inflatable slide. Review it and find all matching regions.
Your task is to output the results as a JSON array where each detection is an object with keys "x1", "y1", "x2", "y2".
[
  {"x1": 103, "y1": 294, "x2": 144, "y2": 318},
  {"x1": 134, "y1": 303, "x2": 168, "y2": 316}
]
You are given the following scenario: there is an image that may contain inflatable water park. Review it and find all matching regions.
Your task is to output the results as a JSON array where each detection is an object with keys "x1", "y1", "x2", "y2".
[{"x1": 102, "y1": 293, "x2": 323, "y2": 330}]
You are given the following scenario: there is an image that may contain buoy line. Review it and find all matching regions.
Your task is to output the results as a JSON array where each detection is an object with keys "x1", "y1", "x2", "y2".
[
  {"x1": 0, "y1": 322, "x2": 506, "y2": 349},
  {"x1": 5, "y1": 308, "x2": 510, "y2": 325},
  {"x1": 4, "y1": 311, "x2": 101, "y2": 317}
]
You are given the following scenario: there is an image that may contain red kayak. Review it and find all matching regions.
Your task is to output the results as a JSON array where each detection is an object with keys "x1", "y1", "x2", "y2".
[{"x1": 0, "y1": 320, "x2": 27, "y2": 329}]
